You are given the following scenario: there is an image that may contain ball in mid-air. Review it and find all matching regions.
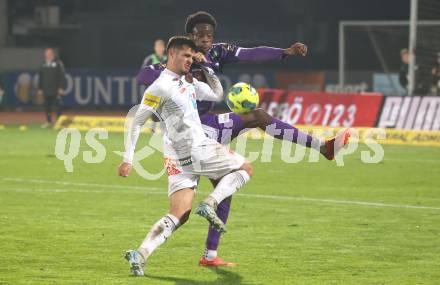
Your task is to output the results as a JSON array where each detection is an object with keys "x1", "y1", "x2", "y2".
[{"x1": 226, "y1": 82, "x2": 260, "y2": 114}]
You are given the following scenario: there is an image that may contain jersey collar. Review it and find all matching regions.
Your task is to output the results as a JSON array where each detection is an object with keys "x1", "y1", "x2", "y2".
[{"x1": 163, "y1": 68, "x2": 182, "y2": 80}]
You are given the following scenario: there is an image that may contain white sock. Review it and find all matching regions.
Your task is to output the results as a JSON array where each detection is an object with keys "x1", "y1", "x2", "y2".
[
  {"x1": 209, "y1": 170, "x2": 250, "y2": 204},
  {"x1": 138, "y1": 214, "x2": 179, "y2": 260},
  {"x1": 204, "y1": 249, "x2": 217, "y2": 261}
]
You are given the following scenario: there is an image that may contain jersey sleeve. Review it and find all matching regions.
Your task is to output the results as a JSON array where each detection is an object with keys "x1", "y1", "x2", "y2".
[
  {"x1": 193, "y1": 67, "x2": 223, "y2": 102},
  {"x1": 213, "y1": 43, "x2": 285, "y2": 66},
  {"x1": 123, "y1": 84, "x2": 167, "y2": 164},
  {"x1": 234, "y1": 46, "x2": 285, "y2": 61},
  {"x1": 214, "y1": 43, "x2": 241, "y2": 64}
]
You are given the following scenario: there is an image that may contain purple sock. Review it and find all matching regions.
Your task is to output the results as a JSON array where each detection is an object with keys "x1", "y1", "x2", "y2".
[
  {"x1": 267, "y1": 118, "x2": 319, "y2": 149},
  {"x1": 206, "y1": 196, "x2": 232, "y2": 250}
]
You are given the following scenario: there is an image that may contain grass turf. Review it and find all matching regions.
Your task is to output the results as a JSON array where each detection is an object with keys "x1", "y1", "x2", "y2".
[{"x1": 0, "y1": 125, "x2": 439, "y2": 284}]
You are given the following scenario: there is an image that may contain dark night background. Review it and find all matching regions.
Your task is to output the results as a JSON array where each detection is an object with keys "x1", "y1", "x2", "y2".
[{"x1": 6, "y1": 0, "x2": 411, "y2": 71}]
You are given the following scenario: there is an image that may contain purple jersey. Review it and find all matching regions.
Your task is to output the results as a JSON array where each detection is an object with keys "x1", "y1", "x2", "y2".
[{"x1": 136, "y1": 43, "x2": 285, "y2": 116}]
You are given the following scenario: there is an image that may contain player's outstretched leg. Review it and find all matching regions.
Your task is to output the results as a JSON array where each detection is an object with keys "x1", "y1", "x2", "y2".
[
  {"x1": 239, "y1": 109, "x2": 330, "y2": 153},
  {"x1": 125, "y1": 214, "x2": 179, "y2": 276},
  {"x1": 242, "y1": 110, "x2": 351, "y2": 161},
  {"x1": 125, "y1": 188, "x2": 193, "y2": 276},
  {"x1": 199, "y1": 195, "x2": 237, "y2": 267}
]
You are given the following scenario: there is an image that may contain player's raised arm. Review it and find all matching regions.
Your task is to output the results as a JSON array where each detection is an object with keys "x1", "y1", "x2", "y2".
[
  {"x1": 192, "y1": 68, "x2": 224, "y2": 102},
  {"x1": 218, "y1": 42, "x2": 308, "y2": 63}
]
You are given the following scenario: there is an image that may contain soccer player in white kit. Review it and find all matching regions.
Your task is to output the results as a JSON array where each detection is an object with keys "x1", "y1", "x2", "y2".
[{"x1": 118, "y1": 36, "x2": 253, "y2": 276}]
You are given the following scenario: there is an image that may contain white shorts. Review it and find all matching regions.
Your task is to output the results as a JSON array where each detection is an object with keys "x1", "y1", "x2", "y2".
[{"x1": 164, "y1": 141, "x2": 245, "y2": 196}]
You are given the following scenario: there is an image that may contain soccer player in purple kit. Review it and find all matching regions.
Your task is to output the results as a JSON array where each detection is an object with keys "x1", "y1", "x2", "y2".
[{"x1": 136, "y1": 11, "x2": 351, "y2": 267}]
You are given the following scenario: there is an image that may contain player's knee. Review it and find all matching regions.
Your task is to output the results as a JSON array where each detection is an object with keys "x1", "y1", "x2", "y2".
[{"x1": 240, "y1": 162, "x2": 253, "y2": 177}]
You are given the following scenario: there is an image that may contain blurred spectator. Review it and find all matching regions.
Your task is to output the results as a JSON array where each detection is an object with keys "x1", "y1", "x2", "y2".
[
  {"x1": 37, "y1": 48, "x2": 66, "y2": 128},
  {"x1": 431, "y1": 52, "x2": 440, "y2": 96},
  {"x1": 399, "y1": 48, "x2": 409, "y2": 93},
  {"x1": 141, "y1": 39, "x2": 167, "y2": 68},
  {"x1": 0, "y1": 82, "x2": 4, "y2": 104}
]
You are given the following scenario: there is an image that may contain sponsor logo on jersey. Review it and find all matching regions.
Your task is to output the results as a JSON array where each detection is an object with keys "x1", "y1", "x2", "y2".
[
  {"x1": 164, "y1": 157, "x2": 181, "y2": 176},
  {"x1": 178, "y1": 156, "x2": 193, "y2": 167},
  {"x1": 143, "y1": 93, "x2": 161, "y2": 109},
  {"x1": 218, "y1": 113, "x2": 231, "y2": 124},
  {"x1": 173, "y1": 78, "x2": 184, "y2": 87}
]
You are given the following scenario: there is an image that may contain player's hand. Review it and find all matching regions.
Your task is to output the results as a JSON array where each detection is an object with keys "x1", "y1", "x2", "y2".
[
  {"x1": 58, "y1": 88, "x2": 65, "y2": 96},
  {"x1": 118, "y1": 162, "x2": 132, "y2": 177},
  {"x1": 37, "y1": 89, "x2": 43, "y2": 96},
  {"x1": 284, "y1": 42, "x2": 308, "y2": 56},
  {"x1": 193, "y1": 52, "x2": 207, "y2": 63}
]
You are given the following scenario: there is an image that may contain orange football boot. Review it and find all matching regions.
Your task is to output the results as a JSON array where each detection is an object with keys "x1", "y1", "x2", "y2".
[
  {"x1": 323, "y1": 128, "x2": 351, "y2": 160},
  {"x1": 198, "y1": 256, "x2": 237, "y2": 267}
]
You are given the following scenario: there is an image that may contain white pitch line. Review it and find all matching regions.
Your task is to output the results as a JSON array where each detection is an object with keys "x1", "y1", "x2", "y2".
[
  {"x1": 2, "y1": 177, "x2": 440, "y2": 211},
  {"x1": 234, "y1": 193, "x2": 440, "y2": 211},
  {"x1": 2, "y1": 177, "x2": 163, "y2": 192},
  {"x1": 385, "y1": 158, "x2": 440, "y2": 164},
  {"x1": 7, "y1": 187, "x2": 165, "y2": 196}
]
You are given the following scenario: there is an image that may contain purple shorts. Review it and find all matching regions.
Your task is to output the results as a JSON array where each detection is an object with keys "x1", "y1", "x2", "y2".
[{"x1": 200, "y1": 112, "x2": 246, "y2": 145}]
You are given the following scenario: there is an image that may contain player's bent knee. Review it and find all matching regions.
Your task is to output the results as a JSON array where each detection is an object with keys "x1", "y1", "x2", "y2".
[{"x1": 240, "y1": 162, "x2": 253, "y2": 177}]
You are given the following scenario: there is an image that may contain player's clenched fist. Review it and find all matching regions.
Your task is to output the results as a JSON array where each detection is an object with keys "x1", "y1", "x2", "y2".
[
  {"x1": 284, "y1": 42, "x2": 308, "y2": 56},
  {"x1": 193, "y1": 52, "x2": 207, "y2": 63},
  {"x1": 118, "y1": 162, "x2": 132, "y2": 177}
]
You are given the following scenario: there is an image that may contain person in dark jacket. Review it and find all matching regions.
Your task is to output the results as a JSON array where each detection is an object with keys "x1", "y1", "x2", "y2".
[
  {"x1": 141, "y1": 39, "x2": 167, "y2": 68},
  {"x1": 37, "y1": 48, "x2": 66, "y2": 128},
  {"x1": 431, "y1": 52, "x2": 440, "y2": 96},
  {"x1": 0, "y1": 81, "x2": 4, "y2": 103},
  {"x1": 399, "y1": 48, "x2": 409, "y2": 93}
]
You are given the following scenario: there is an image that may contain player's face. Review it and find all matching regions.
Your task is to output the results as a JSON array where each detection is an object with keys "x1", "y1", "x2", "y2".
[
  {"x1": 401, "y1": 53, "x2": 409, "y2": 64},
  {"x1": 45, "y1": 49, "x2": 55, "y2": 61},
  {"x1": 190, "y1": 23, "x2": 214, "y2": 54},
  {"x1": 169, "y1": 45, "x2": 194, "y2": 75}
]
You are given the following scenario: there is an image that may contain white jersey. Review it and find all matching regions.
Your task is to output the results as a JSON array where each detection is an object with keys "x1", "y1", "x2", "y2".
[{"x1": 124, "y1": 68, "x2": 223, "y2": 163}]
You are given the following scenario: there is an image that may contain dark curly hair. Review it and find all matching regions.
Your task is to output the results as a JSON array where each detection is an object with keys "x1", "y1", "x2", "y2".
[{"x1": 185, "y1": 11, "x2": 217, "y2": 34}]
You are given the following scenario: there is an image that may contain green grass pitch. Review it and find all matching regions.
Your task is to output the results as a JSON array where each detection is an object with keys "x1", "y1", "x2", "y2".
[{"x1": 1, "y1": 126, "x2": 439, "y2": 284}]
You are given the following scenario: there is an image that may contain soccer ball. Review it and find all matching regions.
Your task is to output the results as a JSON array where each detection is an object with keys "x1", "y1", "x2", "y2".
[{"x1": 226, "y1": 82, "x2": 260, "y2": 114}]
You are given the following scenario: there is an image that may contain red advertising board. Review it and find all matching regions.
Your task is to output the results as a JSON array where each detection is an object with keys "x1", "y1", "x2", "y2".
[{"x1": 257, "y1": 89, "x2": 383, "y2": 127}]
